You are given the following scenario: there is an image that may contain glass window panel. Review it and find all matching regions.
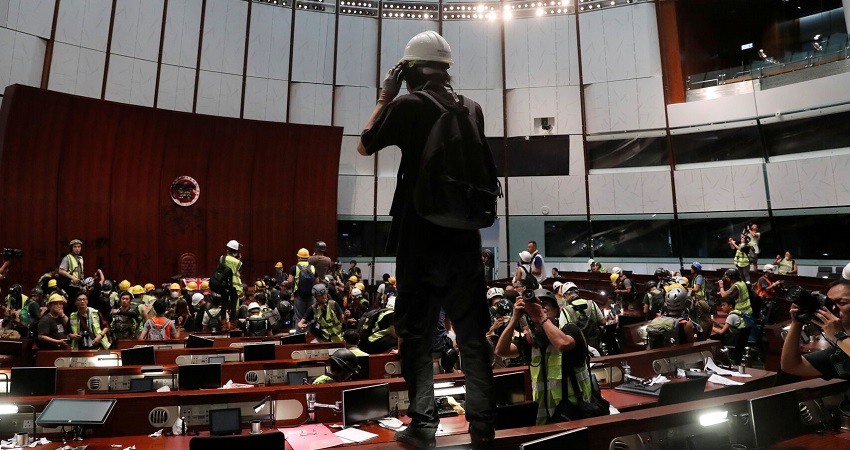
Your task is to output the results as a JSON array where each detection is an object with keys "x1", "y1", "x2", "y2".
[
  {"x1": 677, "y1": 217, "x2": 773, "y2": 259},
  {"x1": 771, "y1": 214, "x2": 850, "y2": 260},
  {"x1": 505, "y1": 136, "x2": 570, "y2": 176},
  {"x1": 763, "y1": 110, "x2": 850, "y2": 157},
  {"x1": 590, "y1": 219, "x2": 675, "y2": 258},
  {"x1": 544, "y1": 221, "x2": 591, "y2": 258},
  {"x1": 587, "y1": 137, "x2": 669, "y2": 170},
  {"x1": 671, "y1": 126, "x2": 763, "y2": 165}
]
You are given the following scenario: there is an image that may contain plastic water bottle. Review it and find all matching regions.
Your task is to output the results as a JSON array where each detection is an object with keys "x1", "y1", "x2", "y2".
[{"x1": 600, "y1": 342, "x2": 609, "y2": 356}]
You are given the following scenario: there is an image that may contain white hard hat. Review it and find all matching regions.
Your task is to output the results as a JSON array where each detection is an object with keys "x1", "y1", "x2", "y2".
[
  {"x1": 226, "y1": 240, "x2": 241, "y2": 251},
  {"x1": 400, "y1": 31, "x2": 453, "y2": 67},
  {"x1": 843, "y1": 262, "x2": 850, "y2": 281},
  {"x1": 248, "y1": 302, "x2": 260, "y2": 311},
  {"x1": 191, "y1": 293, "x2": 204, "y2": 306},
  {"x1": 611, "y1": 267, "x2": 622, "y2": 275},
  {"x1": 763, "y1": 264, "x2": 777, "y2": 273},
  {"x1": 588, "y1": 259, "x2": 595, "y2": 265},
  {"x1": 560, "y1": 282, "x2": 578, "y2": 294},
  {"x1": 519, "y1": 251, "x2": 533, "y2": 263},
  {"x1": 350, "y1": 288, "x2": 363, "y2": 298},
  {"x1": 552, "y1": 281, "x2": 563, "y2": 292},
  {"x1": 486, "y1": 287, "x2": 504, "y2": 300}
]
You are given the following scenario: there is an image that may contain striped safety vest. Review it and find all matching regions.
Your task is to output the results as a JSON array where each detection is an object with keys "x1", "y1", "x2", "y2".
[
  {"x1": 530, "y1": 343, "x2": 591, "y2": 425},
  {"x1": 70, "y1": 308, "x2": 111, "y2": 350},
  {"x1": 732, "y1": 281, "x2": 753, "y2": 316}
]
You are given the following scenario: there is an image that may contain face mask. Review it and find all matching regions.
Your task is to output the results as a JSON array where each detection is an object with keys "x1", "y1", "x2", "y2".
[{"x1": 170, "y1": 291, "x2": 179, "y2": 299}]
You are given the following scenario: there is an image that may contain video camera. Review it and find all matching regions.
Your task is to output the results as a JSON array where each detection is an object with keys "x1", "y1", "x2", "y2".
[
  {"x1": 784, "y1": 285, "x2": 836, "y2": 324},
  {"x1": 519, "y1": 270, "x2": 539, "y2": 301},
  {"x1": 2, "y1": 248, "x2": 23, "y2": 259}
]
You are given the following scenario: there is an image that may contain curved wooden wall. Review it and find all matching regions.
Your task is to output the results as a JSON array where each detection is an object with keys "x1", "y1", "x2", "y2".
[{"x1": 0, "y1": 84, "x2": 342, "y2": 288}]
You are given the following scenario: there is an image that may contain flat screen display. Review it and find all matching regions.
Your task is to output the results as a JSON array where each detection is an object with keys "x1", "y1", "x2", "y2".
[
  {"x1": 493, "y1": 372, "x2": 526, "y2": 406},
  {"x1": 209, "y1": 408, "x2": 241, "y2": 436},
  {"x1": 36, "y1": 399, "x2": 116, "y2": 426},
  {"x1": 519, "y1": 427, "x2": 588, "y2": 450},
  {"x1": 287, "y1": 370, "x2": 308, "y2": 386},
  {"x1": 243, "y1": 343, "x2": 276, "y2": 362},
  {"x1": 10, "y1": 367, "x2": 57, "y2": 396},
  {"x1": 129, "y1": 377, "x2": 154, "y2": 393},
  {"x1": 207, "y1": 356, "x2": 225, "y2": 364},
  {"x1": 121, "y1": 346, "x2": 156, "y2": 366},
  {"x1": 342, "y1": 383, "x2": 390, "y2": 427},
  {"x1": 280, "y1": 333, "x2": 307, "y2": 345},
  {"x1": 178, "y1": 363, "x2": 222, "y2": 390},
  {"x1": 186, "y1": 335, "x2": 215, "y2": 348},
  {"x1": 748, "y1": 390, "x2": 805, "y2": 448}
]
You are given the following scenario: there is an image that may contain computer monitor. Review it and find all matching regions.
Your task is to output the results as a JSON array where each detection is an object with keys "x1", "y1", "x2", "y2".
[
  {"x1": 121, "y1": 346, "x2": 156, "y2": 366},
  {"x1": 10, "y1": 367, "x2": 57, "y2": 396},
  {"x1": 342, "y1": 383, "x2": 390, "y2": 427},
  {"x1": 519, "y1": 427, "x2": 589, "y2": 450},
  {"x1": 36, "y1": 398, "x2": 116, "y2": 427},
  {"x1": 495, "y1": 401, "x2": 537, "y2": 430},
  {"x1": 179, "y1": 363, "x2": 222, "y2": 390},
  {"x1": 186, "y1": 335, "x2": 215, "y2": 348},
  {"x1": 657, "y1": 377, "x2": 708, "y2": 406},
  {"x1": 209, "y1": 408, "x2": 242, "y2": 436},
  {"x1": 280, "y1": 333, "x2": 307, "y2": 345},
  {"x1": 129, "y1": 377, "x2": 154, "y2": 393},
  {"x1": 243, "y1": 342, "x2": 276, "y2": 362},
  {"x1": 493, "y1": 371, "x2": 526, "y2": 406},
  {"x1": 748, "y1": 390, "x2": 805, "y2": 448},
  {"x1": 287, "y1": 370, "x2": 308, "y2": 386}
]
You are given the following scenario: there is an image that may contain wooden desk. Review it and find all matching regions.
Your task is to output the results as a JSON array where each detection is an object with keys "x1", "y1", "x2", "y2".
[
  {"x1": 592, "y1": 339, "x2": 722, "y2": 379},
  {"x1": 771, "y1": 430, "x2": 850, "y2": 449}
]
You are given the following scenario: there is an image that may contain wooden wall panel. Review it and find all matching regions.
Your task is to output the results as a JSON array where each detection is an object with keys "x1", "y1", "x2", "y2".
[{"x1": 0, "y1": 85, "x2": 341, "y2": 289}]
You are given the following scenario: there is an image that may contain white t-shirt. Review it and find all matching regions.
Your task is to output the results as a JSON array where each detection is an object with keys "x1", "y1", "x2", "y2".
[{"x1": 725, "y1": 312, "x2": 743, "y2": 329}]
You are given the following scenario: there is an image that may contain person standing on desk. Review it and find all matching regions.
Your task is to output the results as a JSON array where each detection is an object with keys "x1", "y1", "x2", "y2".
[{"x1": 781, "y1": 278, "x2": 850, "y2": 379}]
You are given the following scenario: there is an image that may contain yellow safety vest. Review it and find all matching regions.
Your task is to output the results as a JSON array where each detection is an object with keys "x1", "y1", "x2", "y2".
[
  {"x1": 315, "y1": 300, "x2": 342, "y2": 342},
  {"x1": 223, "y1": 255, "x2": 243, "y2": 295},
  {"x1": 778, "y1": 258, "x2": 794, "y2": 274},
  {"x1": 732, "y1": 281, "x2": 752, "y2": 315},
  {"x1": 65, "y1": 254, "x2": 84, "y2": 279},
  {"x1": 529, "y1": 343, "x2": 591, "y2": 425},
  {"x1": 70, "y1": 308, "x2": 111, "y2": 350},
  {"x1": 734, "y1": 249, "x2": 749, "y2": 268}
]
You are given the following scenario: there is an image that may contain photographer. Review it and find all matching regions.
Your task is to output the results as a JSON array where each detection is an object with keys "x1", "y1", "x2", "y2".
[
  {"x1": 728, "y1": 235, "x2": 752, "y2": 283},
  {"x1": 781, "y1": 279, "x2": 850, "y2": 379}
]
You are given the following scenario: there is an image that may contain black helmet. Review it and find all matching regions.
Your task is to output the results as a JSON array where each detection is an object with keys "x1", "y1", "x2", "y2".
[
  {"x1": 495, "y1": 298, "x2": 512, "y2": 316},
  {"x1": 31, "y1": 287, "x2": 43, "y2": 296},
  {"x1": 654, "y1": 268, "x2": 667, "y2": 279},
  {"x1": 315, "y1": 240, "x2": 327, "y2": 252},
  {"x1": 724, "y1": 268, "x2": 740, "y2": 280},
  {"x1": 102, "y1": 280, "x2": 114, "y2": 292},
  {"x1": 278, "y1": 300, "x2": 293, "y2": 316},
  {"x1": 329, "y1": 348, "x2": 360, "y2": 374},
  {"x1": 533, "y1": 288, "x2": 558, "y2": 308},
  {"x1": 9, "y1": 284, "x2": 21, "y2": 294},
  {"x1": 645, "y1": 281, "x2": 657, "y2": 291}
]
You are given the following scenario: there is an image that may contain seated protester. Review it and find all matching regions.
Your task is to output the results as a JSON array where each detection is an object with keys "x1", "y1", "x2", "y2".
[
  {"x1": 313, "y1": 348, "x2": 360, "y2": 384},
  {"x1": 298, "y1": 284, "x2": 343, "y2": 343},
  {"x1": 645, "y1": 287, "x2": 696, "y2": 349},
  {"x1": 717, "y1": 268, "x2": 755, "y2": 333},
  {"x1": 110, "y1": 290, "x2": 141, "y2": 341},
  {"x1": 357, "y1": 303, "x2": 397, "y2": 354},
  {"x1": 781, "y1": 279, "x2": 850, "y2": 380},
  {"x1": 643, "y1": 281, "x2": 665, "y2": 320},
  {"x1": 343, "y1": 288, "x2": 368, "y2": 331},
  {"x1": 711, "y1": 298, "x2": 750, "y2": 362},
  {"x1": 202, "y1": 294, "x2": 226, "y2": 333},
  {"x1": 69, "y1": 293, "x2": 111, "y2": 350},
  {"x1": 139, "y1": 299, "x2": 179, "y2": 341},
  {"x1": 245, "y1": 302, "x2": 271, "y2": 337},
  {"x1": 3, "y1": 284, "x2": 29, "y2": 334},
  {"x1": 495, "y1": 289, "x2": 596, "y2": 425},
  {"x1": 343, "y1": 329, "x2": 369, "y2": 356},
  {"x1": 37, "y1": 294, "x2": 71, "y2": 350},
  {"x1": 559, "y1": 283, "x2": 604, "y2": 351}
]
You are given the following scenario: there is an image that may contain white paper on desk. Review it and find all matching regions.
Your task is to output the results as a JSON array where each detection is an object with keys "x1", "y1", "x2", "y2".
[
  {"x1": 377, "y1": 417, "x2": 404, "y2": 429},
  {"x1": 708, "y1": 374, "x2": 744, "y2": 386},
  {"x1": 434, "y1": 385, "x2": 465, "y2": 397},
  {"x1": 156, "y1": 385, "x2": 170, "y2": 392},
  {"x1": 281, "y1": 424, "x2": 344, "y2": 450},
  {"x1": 704, "y1": 358, "x2": 752, "y2": 377},
  {"x1": 334, "y1": 427, "x2": 378, "y2": 443}
]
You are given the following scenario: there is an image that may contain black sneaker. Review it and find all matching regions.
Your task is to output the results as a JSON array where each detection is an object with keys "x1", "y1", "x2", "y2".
[{"x1": 395, "y1": 427, "x2": 437, "y2": 448}]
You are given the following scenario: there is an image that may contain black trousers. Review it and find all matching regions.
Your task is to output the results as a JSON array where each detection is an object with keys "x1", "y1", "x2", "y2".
[{"x1": 395, "y1": 235, "x2": 495, "y2": 438}]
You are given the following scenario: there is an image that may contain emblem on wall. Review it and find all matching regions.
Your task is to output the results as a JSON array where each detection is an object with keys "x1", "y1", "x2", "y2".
[{"x1": 170, "y1": 176, "x2": 200, "y2": 206}]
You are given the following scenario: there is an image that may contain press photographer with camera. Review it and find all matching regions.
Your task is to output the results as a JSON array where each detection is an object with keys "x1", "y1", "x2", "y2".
[
  {"x1": 0, "y1": 248, "x2": 22, "y2": 280},
  {"x1": 728, "y1": 234, "x2": 752, "y2": 283},
  {"x1": 781, "y1": 278, "x2": 850, "y2": 379}
]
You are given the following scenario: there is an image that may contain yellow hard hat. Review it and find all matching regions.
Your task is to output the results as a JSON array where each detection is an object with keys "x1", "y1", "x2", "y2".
[
  {"x1": 681, "y1": 277, "x2": 689, "y2": 286},
  {"x1": 275, "y1": 262, "x2": 283, "y2": 269},
  {"x1": 610, "y1": 274, "x2": 619, "y2": 283},
  {"x1": 200, "y1": 281, "x2": 210, "y2": 291},
  {"x1": 388, "y1": 276, "x2": 396, "y2": 284},
  {"x1": 297, "y1": 248, "x2": 309, "y2": 259},
  {"x1": 348, "y1": 275, "x2": 359, "y2": 283},
  {"x1": 118, "y1": 280, "x2": 131, "y2": 291},
  {"x1": 355, "y1": 282, "x2": 365, "y2": 291},
  {"x1": 47, "y1": 279, "x2": 57, "y2": 288},
  {"x1": 144, "y1": 283, "x2": 155, "y2": 293},
  {"x1": 169, "y1": 283, "x2": 181, "y2": 291},
  {"x1": 131, "y1": 285, "x2": 145, "y2": 295},
  {"x1": 48, "y1": 293, "x2": 67, "y2": 304},
  {"x1": 186, "y1": 281, "x2": 198, "y2": 291},
  {"x1": 255, "y1": 280, "x2": 266, "y2": 289}
]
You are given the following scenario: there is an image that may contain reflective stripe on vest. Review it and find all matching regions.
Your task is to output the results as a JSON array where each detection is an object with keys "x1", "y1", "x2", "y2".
[
  {"x1": 367, "y1": 310, "x2": 394, "y2": 343},
  {"x1": 779, "y1": 259, "x2": 794, "y2": 274},
  {"x1": 734, "y1": 249, "x2": 749, "y2": 268},
  {"x1": 317, "y1": 300, "x2": 342, "y2": 342},
  {"x1": 70, "y1": 308, "x2": 111, "y2": 350},
  {"x1": 66, "y1": 254, "x2": 83, "y2": 278},
  {"x1": 733, "y1": 281, "x2": 752, "y2": 315},
  {"x1": 729, "y1": 310, "x2": 747, "y2": 330},
  {"x1": 529, "y1": 344, "x2": 592, "y2": 425},
  {"x1": 690, "y1": 276, "x2": 706, "y2": 299},
  {"x1": 223, "y1": 255, "x2": 243, "y2": 295}
]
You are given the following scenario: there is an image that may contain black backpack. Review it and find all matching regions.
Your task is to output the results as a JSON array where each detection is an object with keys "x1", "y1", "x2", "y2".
[
  {"x1": 205, "y1": 309, "x2": 223, "y2": 332},
  {"x1": 411, "y1": 91, "x2": 502, "y2": 230},
  {"x1": 209, "y1": 257, "x2": 233, "y2": 296},
  {"x1": 294, "y1": 262, "x2": 315, "y2": 297}
]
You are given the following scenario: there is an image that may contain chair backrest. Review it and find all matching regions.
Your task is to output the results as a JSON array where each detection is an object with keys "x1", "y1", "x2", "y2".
[
  {"x1": 189, "y1": 431, "x2": 284, "y2": 450},
  {"x1": 657, "y1": 377, "x2": 708, "y2": 406},
  {"x1": 179, "y1": 253, "x2": 199, "y2": 278}
]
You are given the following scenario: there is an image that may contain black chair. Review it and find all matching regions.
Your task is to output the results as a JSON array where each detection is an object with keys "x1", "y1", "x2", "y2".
[
  {"x1": 350, "y1": 355, "x2": 371, "y2": 381},
  {"x1": 189, "y1": 431, "x2": 285, "y2": 450},
  {"x1": 495, "y1": 401, "x2": 537, "y2": 430},
  {"x1": 816, "y1": 266, "x2": 832, "y2": 278},
  {"x1": 657, "y1": 377, "x2": 708, "y2": 406}
]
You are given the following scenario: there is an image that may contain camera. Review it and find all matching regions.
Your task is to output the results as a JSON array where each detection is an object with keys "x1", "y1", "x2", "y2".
[
  {"x1": 784, "y1": 285, "x2": 835, "y2": 324},
  {"x1": 79, "y1": 330, "x2": 93, "y2": 348},
  {"x1": 2, "y1": 248, "x2": 23, "y2": 259},
  {"x1": 520, "y1": 271, "x2": 539, "y2": 301}
]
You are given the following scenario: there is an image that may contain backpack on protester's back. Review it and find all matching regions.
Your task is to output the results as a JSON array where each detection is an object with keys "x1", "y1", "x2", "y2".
[
  {"x1": 209, "y1": 257, "x2": 233, "y2": 296},
  {"x1": 294, "y1": 262, "x2": 315, "y2": 297},
  {"x1": 146, "y1": 317, "x2": 173, "y2": 341},
  {"x1": 411, "y1": 91, "x2": 502, "y2": 230}
]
